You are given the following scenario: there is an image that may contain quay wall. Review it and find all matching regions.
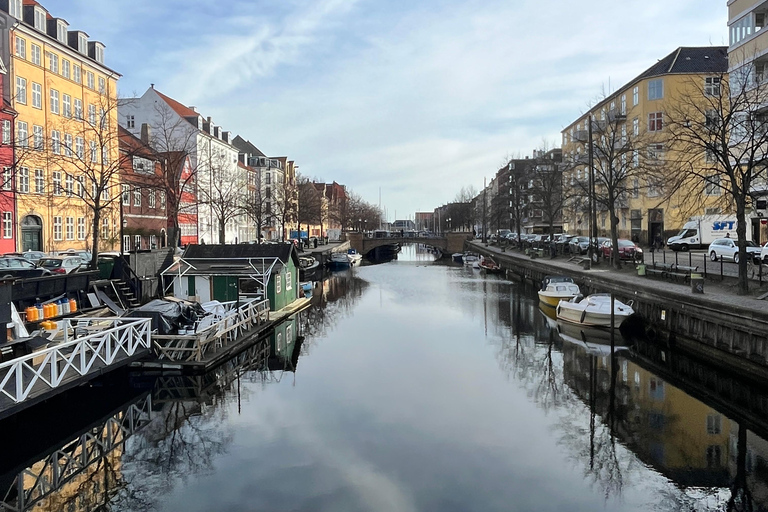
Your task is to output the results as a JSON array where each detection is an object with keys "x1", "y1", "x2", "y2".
[{"x1": 468, "y1": 242, "x2": 768, "y2": 381}]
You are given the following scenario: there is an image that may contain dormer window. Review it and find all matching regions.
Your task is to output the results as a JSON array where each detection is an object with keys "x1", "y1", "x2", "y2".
[
  {"x1": 78, "y1": 34, "x2": 87, "y2": 54},
  {"x1": 56, "y1": 22, "x2": 67, "y2": 44},
  {"x1": 9, "y1": 0, "x2": 21, "y2": 19},
  {"x1": 34, "y1": 8, "x2": 46, "y2": 32},
  {"x1": 94, "y1": 45, "x2": 104, "y2": 63}
]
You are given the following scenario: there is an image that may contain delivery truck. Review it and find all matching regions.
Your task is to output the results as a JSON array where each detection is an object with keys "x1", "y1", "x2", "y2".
[{"x1": 667, "y1": 215, "x2": 751, "y2": 251}]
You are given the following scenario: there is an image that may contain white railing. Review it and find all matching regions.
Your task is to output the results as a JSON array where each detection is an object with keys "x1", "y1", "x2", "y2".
[
  {"x1": 152, "y1": 298, "x2": 270, "y2": 362},
  {"x1": 0, "y1": 317, "x2": 152, "y2": 404}
]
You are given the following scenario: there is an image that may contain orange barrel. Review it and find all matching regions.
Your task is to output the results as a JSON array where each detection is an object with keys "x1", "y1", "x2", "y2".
[
  {"x1": 69, "y1": 298, "x2": 77, "y2": 312},
  {"x1": 25, "y1": 306, "x2": 37, "y2": 322},
  {"x1": 44, "y1": 303, "x2": 53, "y2": 318}
]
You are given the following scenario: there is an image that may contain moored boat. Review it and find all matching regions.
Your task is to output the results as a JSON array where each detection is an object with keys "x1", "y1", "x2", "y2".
[
  {"x1": 478, "y1": 256, "x2": 502, "y2": 274},
  {"x1": 452, "y1": 253, "x2": 464, "y2": 264},
  {"x1": 299, "y1": 256, "x2": 321, "y2": 280},
  {"x1": 556, "y1": 294, "x2": 634, "y2": 328},
  {"x1": 328, "y1": 252, "x2": 351, "y2": 270},
  {"x1": 347, "y1": 249, "x2": 363, "y2": 267},
  {"x1": 537, "y1": 276, "x2": 581, "y2": 308}
]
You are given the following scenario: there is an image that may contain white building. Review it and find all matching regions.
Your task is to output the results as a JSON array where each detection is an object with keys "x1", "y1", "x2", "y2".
[{"x1": 119, "y1": 86, "x2": 249, "y2": 244}]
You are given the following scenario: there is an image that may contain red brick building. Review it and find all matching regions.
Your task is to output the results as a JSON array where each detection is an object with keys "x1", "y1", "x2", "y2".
[{"x1": 0, "y1": 57, "x2": 15, "y2": 254}]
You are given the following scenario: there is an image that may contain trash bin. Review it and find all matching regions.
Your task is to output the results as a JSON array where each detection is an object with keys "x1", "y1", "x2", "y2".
[
  {"x1": 313, "y1": 238, "x2": 318, "y2": 248},
  {"x1": 691, "y1": 273, "x2": 704, "y2": 294},
  {"x1": 636, "y1": 264, "x2": 646, "y2": 276},
  {"x1": 97, "y1": 257, "x2": 115, "y2": 279}
]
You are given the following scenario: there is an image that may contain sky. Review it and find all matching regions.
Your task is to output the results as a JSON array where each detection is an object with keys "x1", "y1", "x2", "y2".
[{"x1": 50, "y1": 0, "x2": 728, "y2": 221}]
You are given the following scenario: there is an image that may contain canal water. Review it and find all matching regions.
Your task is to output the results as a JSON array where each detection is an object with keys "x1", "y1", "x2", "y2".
[{"x1": 3, "y1": 245, "x2": 768, "y2": 511}]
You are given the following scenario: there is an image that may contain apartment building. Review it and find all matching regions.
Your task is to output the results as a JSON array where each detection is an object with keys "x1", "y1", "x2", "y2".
[
  {"x1": 561, "y1": 46, "x2": 728, "y2": 244},
  {"x1": 4, "y1": 0, "x2": 121, "y2": 253},
  {"x1": 119, "y1": 86, "x2": 247, "y2": 244},
  {"x1": 0, "y1": 53, "x2": 15, "y2": 254}
]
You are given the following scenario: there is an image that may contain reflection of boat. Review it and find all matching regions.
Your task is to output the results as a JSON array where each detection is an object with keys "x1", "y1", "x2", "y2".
[
  {"x1": 300, "y1": 282, "x2": 313, "y2": 298},
  {"x1": 538, "y1": 276, "x2": 581, "y2": 307},
  {"x1": 478, "y1": 256, "x2": 502, "y2": 274},
  {"x1": 556, "y1": 294, "x2": 634, "y2": 327},
  {"x1": 556, "y1": 321, "x2": 628, "y2": 356}
]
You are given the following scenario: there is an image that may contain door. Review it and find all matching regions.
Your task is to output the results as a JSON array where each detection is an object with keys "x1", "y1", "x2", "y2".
[
  {"x1": 212, "y1": 276, "x2": 238, "y2": 302},
  {"x1": 21, "y1": 215, "x2": 42, "y2": 251}
]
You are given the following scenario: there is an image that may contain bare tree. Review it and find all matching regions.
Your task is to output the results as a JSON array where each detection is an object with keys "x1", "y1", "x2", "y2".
[
  {"x1": 240, "y1": 169, "x2": 274, "y2": 242},
  {"x1": 664, "y1": 67, "x2": 768, "y2": 294},
  {"x1": 197, "y1": 151, "x2": 247, "y2": 244},
  {"x1": 297, "y1": 174, "x2": 322, "y2": 240},
  {"x1": 530, "y1": 149, "x2": 565, "y2": 239}
]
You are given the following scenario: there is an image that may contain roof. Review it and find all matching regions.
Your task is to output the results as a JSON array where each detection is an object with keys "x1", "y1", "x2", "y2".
[
  {"x1": 118, "y1": 125, "x2": 159, "y2": 159},
  {"x1": 232, "y1": 135, "x2": 266, "y2": 157},
  {"x1": 634, "y1": 47, "x2": 728, "y2": 81},
  {"x1": 182, "y1": 243, "x2": 300, "y2": 268},
  {"x1": 152, "y1": 88, "x2": 199, "y2": 119}
]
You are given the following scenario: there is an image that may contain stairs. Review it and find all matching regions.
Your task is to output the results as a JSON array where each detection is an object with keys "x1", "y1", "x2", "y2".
[{"x1": 114, "y1": 280, "x2": 141, "y2": 308}]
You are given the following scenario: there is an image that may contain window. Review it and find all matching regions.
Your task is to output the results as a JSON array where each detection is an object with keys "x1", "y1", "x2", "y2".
[
  {"x1": 123, "y1": 235, "x2": 130, "y2": 252},
  {"x1": 49, "y1": 53, "x2": 59, "y2": 74},
  {"x1": 705, "y1": 76, "x2": 721, "y2": 97},
  {"x1": 265, "y1": 173, "x2": 271, "y2": 185},
  {"x1": 51, "y1": 130, "x2": 61, "y2": 154},
  {"x1": 95, "y1": 46, "x2": 104, "y2": 63},
  {"x1": 2, "y1": 212, "x2": 11, "y2": 238},
  {"x1": 18, "y1": 167, "x2": 28, "y2": 193},
  {"x1": 648, "y1": 79, "x2": 663, "y2": 100},
  {"x1": 73, "y1": 65, "x2": 81, "y2": 84},
  {"x1": 16, "y1": 121, "x2": 27, "y2": 148},
  {"x1": 87, "y1": 71, "x2": 95, "y2": 90},
  {"x1": 62, "y1": 94, "x2": 71, "y2": 118},
  {"x1": 148, "y1": 189, "x2": 156, "y2": 208},
  {"x1": 707, "y1": 445, "x2": 722, "y2": 468},
  {"x1": 30, "y1": 44, "x2": 40, "y2": 66},
  {"x1": 648, "y1": 112, "x2": 663, "y2": 132},
  {"x1": 126, "y1": 115, "x2": 135, "y2": 129},
  {"x1": 134, "y1": 235, "x2": 141, "y2": 249},
  {"x1": 647, "y1": 178, "x2": 662, "y2": 198},
  {"x1": 101, "y1": 218, "x2": 109, "y2": 239},
  {"x1": 647, "y1": 143, "x2": 664, "y2": 160},
  {"x1": 75, "y1": 137, "x2": 84, "y2": 159},
  {"x1": 78, "y1": 35, "x2": 87, "y2": 54},
  {"x1": 57, "y1": 23, "x2": 67, "y2": 44},
  {"x1": 33, "y1": 125, "x2": 43, "y2": 151},
  {"x1": 64, "y1": 173, "x2": 73, "y2": 196},
  {"x1": 62, "y1": 59, "x2": 70, "y2": 79},
  {"x1": 705, "y1": 175, "x2": 721, "y2": 196},
  {"x1": 99, "y1": 108, "x2": 106, "y2": 130},
  {"x1": 74, "y1": 98, "x2": 82, "y2": 120},
  {"x1": 31, "y1": 82, "x2": 41, "y2": 108},
  {"x1": 286, "y1": 269, "x2": 292, "y2": 290},
  {"x1": 76, "y1": 176, "x2": 84, "y2": 197},
  {"x1": 276, "y1": 275, "x2": 281, "y2": 294},
  {"x1": 90, "y1": 141, "x2": 98, "y2": 162},
  {"x1": 632, "y1": 178, "x2": 639, "y2": 198},
  {"x1": 1, "y1": 168, "x2": 10, "y2": 190},
  {"x1": 101, "y1": 185, "x2": 110, "y2": 201},
  {"x1": 706, "y1": 414, "x2": 722, "y2": 435},
  {"x1": 14, "y1": 36, "x2": 25, "y2": 59},
  {"x1": 15, "y1": 77, "x2": 26, "y2": 104},
  {"x1": 632, "y1": 86, "x2": 639, "y2": 106},
  {"x1": 53, "y1": 216, "x2": 62, "y2": 241},
  {"x1": 77, "y1": 218, "x2": 86, "y2": 240},
  {"x1": 8, "y1": 0, "x2": 21, "y2": 18},
  {"x1": 62, "y1": 134, "x2": 72, "y2": 157},
  {"x1": 52, "y1": 171, "x2": 62, "y2": 195},
  {"x1": 133, "y1": 187, "x2": 141, "y2": 206},
  {"x1": 33, "y1": 8, "x2": 45, "y2": 31},
  {"x1": 2, "y1": 120, "x2": 10, "y2": 145},
  {"x1": 88, "y1": 104, "x2": 96, "y2": 125},
  {"x1": 122, "y1": 184, "x2": 130, "y2": 206},
  {"x1": 705, "y1": 109, "x2": 719, "y2": 130},
  {"x1": 50, "y1": 89, "x2": 60, "y2": 114},
  {"x1": 65, "y1": 217, "x2": 74, "y2": 240},
  {"x1": 160, "y1": 191, "x2": 166, "y2": 209},
  {"x1": 620, "y1": 94, "x2": 626, "y2": 114},
  {"x1": 99, "y1": 77, "x2": 106, "y2": 93},
  {"x1": 633, "y1": 149, "x2": 639, "y2": 168},
  {"x1": 34, "y1": 169, "x2": 44, "y2": 194}
]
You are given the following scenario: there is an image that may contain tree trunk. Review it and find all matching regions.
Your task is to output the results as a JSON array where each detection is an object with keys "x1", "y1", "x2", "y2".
[
  {"x1": 610, "y1": 209, "x2": 621, "y2": 270},
  {"x1": 90, "y1": 209, "x2": 101, "y2": 270},
  {"x1": 218, "y1": 217, "x2": 226, "y2": 244},
  {"x1": 736, "y1": 201, "x2": 749, "y2": 295}
]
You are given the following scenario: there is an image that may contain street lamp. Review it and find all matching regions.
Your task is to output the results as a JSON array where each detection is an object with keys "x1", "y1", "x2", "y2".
[
  {"x1": 364, "y1": 219, "x2": 367, "y2": 234},
  {"x1": 358, "y1": 218, "x2": 362, "y2": 232},
  {"x1": 447, "y1": 217, "x2": 452, "y2": 233}
]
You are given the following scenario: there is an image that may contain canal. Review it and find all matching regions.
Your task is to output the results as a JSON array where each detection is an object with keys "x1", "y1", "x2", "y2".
[{"x1": 2, "y1": 245, "x2": 768, "y2": 511}]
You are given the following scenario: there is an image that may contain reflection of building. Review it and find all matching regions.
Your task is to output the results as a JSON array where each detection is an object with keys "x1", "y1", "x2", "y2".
[
  {"x1": 561, "y1": 341, "x2": 732, "y2": 487},
  {"x1": 268, "y1": 316, "x2": 301, "y2": 371}
]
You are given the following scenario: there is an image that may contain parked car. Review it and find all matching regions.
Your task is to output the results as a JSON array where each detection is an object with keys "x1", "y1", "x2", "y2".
[
  {"x1": 37, "y1": 256, "x2": 84, "y2": 274},
  {"x1": 0, "y1": 256, "x2": 51, "y2": 278},
  {"x1": 555, "y1": 234, "x2": 575, "y2": 253},
  {"x1": 707, "y1": 237, "x2": 761, "y2": 263},
  {"x1": 760, "y1": 242, "x2": 768, "y2": 263},
  {"x1": 59, "y1": 249, "x2": 92, "y2": 263},
  {"x1": 600, "y1": 239, "x2": 643, "y2": 261},
  {"x1": 568, "y1": 236, "x2": 590, "y2": 254},
  {"x1": 4, "y1": 250, "x2": 47, "y2": 264}
]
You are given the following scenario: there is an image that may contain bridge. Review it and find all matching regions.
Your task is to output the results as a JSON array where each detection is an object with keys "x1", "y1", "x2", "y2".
[{"x1": 346, "y1": 232, "x2": 473, "y2": 256}]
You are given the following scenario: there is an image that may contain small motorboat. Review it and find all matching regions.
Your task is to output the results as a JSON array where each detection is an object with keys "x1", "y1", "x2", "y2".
[
  {"x1": 478, "y1": 256, "x2": 503, "y2": 274},
  {"x1": 452, "y1": 253, "x2": 464, "y2": 264},
  {"x1": 347, "y1": 249, "x2": 363, "y2": 267},
  {"x1": 463, "y1": 253, "x2": 480, "y2": 265},
  {"x1": 556, "y1": 294, "x2": 634, "y2": 328},
  {"x1": 328, "y1": 252, "x2": 351, "y2": 270},
  {"x1": 538, "y1": 276, "x2": 581, "y2": 308},
  {"x1": 299, "y1": 256, "x2": 321, "y2": 280}
]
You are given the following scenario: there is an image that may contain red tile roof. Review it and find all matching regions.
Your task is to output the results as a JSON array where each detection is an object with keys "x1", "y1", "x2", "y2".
[{"x1": 153, "y1": 89, "x2": 199, "y2": 119}]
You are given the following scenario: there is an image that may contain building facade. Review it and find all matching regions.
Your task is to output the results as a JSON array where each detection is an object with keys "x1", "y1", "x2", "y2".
[{"x1": 5, "y1": 0, "x2": 121, "y2": 253}]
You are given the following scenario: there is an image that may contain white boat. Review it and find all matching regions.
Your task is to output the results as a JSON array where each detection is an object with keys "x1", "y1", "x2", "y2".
[
  {"x1": 555, "y1": 294, "x2": 634, "y2": 328},
  {"x1": 463, "y1": 253, "x2": 480, "y2": 265},
  {"x1": 538, "y1": 276, "x2": 581, "y2": 308},
  {"x1": 328, "y1": 252, "x2": 351, "y2": 270},
  {"x1": 348, "y1": 251, "x2": 363, "y2": 266}
]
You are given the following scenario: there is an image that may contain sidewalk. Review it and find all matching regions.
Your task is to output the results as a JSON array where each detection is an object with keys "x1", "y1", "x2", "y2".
[{"x1": 470, "y1": 241, "x2": 768, "y2": 318}]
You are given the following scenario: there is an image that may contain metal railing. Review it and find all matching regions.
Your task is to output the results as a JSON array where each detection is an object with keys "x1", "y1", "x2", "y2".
[
  {"x1": 152, "y1": 298, "x2": 271, "y2": 362},
  {"x1": 0, "y1": 317, "x2": 152, "y2": 404}
]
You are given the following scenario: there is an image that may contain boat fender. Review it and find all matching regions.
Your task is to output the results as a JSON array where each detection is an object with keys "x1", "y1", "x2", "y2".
[{"x1": 580, "y1": 309, "x2": 588, "y2": 324}]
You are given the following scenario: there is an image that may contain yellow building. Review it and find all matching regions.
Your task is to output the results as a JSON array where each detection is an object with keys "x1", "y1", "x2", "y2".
[
  {"x1": 561, "y1": 47, "x2": 728, "y2": 244},
  {"x1": 6, "y1": 0, "x2": 121, "y2": 253}
]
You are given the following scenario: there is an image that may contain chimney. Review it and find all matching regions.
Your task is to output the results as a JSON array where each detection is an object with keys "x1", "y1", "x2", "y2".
[
  {"x1": 140, "y1": 123, "x2": 151, "y2": 144},
  {"x1": 189, "y1": 106, "x2": 196, "y2": 112}
]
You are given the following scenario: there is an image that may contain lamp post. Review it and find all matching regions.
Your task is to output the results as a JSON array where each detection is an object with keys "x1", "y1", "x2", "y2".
[
  {"x1": 364, "y1": 219, "x2": 367, "y2": 235},
  {"x1": 358, "y1": 218, "x2": 362, "y2": 233},
  {"x1": 447, "y1": 217, "x2": 452, "y2": 233}
]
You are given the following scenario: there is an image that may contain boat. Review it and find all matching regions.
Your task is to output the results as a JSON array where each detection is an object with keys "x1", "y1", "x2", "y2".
[
  {"x1": 555, "y1": 294, "x2": 634, "y2": 328},
  {"x1": 300, "y1": 282, "x2": 313, "y2": 298},
  {"x1": 452, "y1": 253, "x2": 464, "y2": 264},
  {"x1": 328, "y1": 252, "x2": 351, "y2": 270},
  {"x1": 463, "y1": 253, "x2": 480, "y2": 265},
  {"x1": 299, "y1": 256, "x2": 321, "y2": 280},
  {"x1": 347, "y1": 249, "x2": 363, "y2": 267},
  {"x1": 478, "y1": 256, "x2": 503, "y2": 274},
  {"x1": 537, "y1": 276, "x2": 581, "y2": 308}
]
